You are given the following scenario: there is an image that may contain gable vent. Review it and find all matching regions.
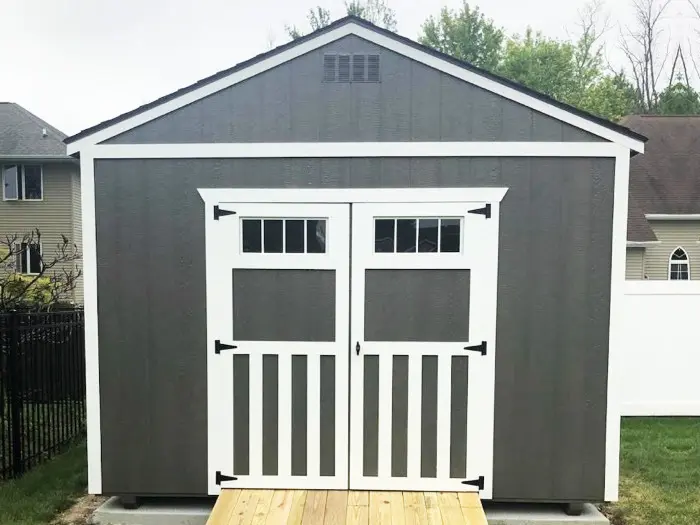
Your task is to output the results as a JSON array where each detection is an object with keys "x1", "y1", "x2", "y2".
[{"x1": 323, "y1": 53, "x2": 380, "y2": 83}]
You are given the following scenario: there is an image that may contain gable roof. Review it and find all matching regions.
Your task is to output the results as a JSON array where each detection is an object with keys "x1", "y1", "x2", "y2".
[
  {"x1": 0, "y1": 103, "x2": 68, "y2": 157},
  {"x1": 65, "y1": 16, "x2": 646, "y2": 153}
]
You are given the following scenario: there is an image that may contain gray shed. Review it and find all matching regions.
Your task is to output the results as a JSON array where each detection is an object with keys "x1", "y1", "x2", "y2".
[{"x1": 65, "y1": 16, "x2": 646, "y2": 510}]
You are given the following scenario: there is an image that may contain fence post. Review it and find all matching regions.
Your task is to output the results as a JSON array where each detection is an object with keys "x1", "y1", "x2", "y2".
[{"x1": 7, "y1": 310, "x2": 23, "y2": 477}]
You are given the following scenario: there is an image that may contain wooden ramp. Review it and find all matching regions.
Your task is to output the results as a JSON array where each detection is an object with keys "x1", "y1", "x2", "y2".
[{"x1": 207, "y1": 490, "x2": 488, "y2": 525}]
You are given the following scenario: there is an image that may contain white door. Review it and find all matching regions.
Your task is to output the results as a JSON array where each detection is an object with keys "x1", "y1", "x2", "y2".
[
  {"x1": 349, "y1": 202, "x2": 499, "y2": 497},
  {"x1": 207, "y1": 203, "x2": 350, "y2": 492}
]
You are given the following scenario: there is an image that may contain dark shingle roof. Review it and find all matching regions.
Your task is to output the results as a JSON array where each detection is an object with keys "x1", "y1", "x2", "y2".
[
  {"x1": 65, "y1": 16, "x2": 647, "y2": 146},
  {"x1": 0, "y1": 103, "x2": 67, "y2": 156}
]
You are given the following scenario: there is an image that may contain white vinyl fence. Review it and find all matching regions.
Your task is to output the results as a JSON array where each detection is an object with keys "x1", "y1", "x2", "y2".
[{"x1": 619, "y1": 281, "x2": 700, "y2": 416}]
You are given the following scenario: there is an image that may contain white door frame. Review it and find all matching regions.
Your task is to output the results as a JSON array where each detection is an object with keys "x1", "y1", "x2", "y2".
[{"x1": 349, "y1": 202, "x2": 500, "y2": 497}]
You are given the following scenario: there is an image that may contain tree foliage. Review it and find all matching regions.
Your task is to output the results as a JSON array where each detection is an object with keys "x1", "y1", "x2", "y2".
[
  {"x1": 658, "y1": 82, "x2": 700, "y2": 115},
  {"x1": 418, "y1": 2, "x2": 504, "y2": 71},
  {"x1": 287, "y1": 0, "x2": 396, "y2": 40}
]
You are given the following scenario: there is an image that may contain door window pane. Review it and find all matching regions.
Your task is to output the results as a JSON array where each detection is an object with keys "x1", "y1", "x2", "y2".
[
  {"x1": 440, "y1": 219, "x2": 461, "y2": 253},
  {"x1": 396, "y1": 219, "x2": 417, "y2": 252},
  {"x1": 264, "y1": 220, "x2": 283, "y2": 253},
  {"x1": 23, "y1": 166, "x2": 42, "y2": 200},
  {"x1": 3, "y1": 165, "x2": 18, "y2": 200},
  {"x1": 285, "y1": 220, "x2": 305, "y2": 253},
  {"x1": 307, "y1": 220, "x2": 327, "y2": 253},
  {"x1": 375, "y1": 219, "x2": 395, "y2": 253},
  {"x1": 242, "y1": 220, "x2": 262, "y2": 253},
  {"x1": 418, "y1": 219, "x2": 438, "y2": 252}
]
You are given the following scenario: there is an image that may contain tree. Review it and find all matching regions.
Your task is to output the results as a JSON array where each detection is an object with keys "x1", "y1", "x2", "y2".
[
  {"x1": 286, "y1": 7, "x2": 332, "y2": 40},
  {"x1": 576, "y1": 73, "x2": 638, "y2": 121},
  {"x1": 287, "y1": 1, "x2": 396, "y2": 40},
  {"x1": 0, "y1": 230, "x2": 81, "y2": 311},
  {"x1": 658, "y1": 82, "x2": 700, "y2": 114},
  {"x1": 418, "y1": 2, "x2": 504, "y2": 71}
]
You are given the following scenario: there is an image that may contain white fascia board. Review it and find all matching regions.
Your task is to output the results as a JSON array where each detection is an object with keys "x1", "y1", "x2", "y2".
[
  {"x1": 197, "y1": 187, "x2": 509, "y2": 206},
  {"x1": 89, "y1": 142, "x2": 622, "y2": 159},
  {"x1": 67, "y1": 22, "x2": 644, "y2": 154},
  {"x1": 646, "y1": 214, "x2": 700, "y2": 221},
  {"x1": 626, "y1": 241, "x2": 660, "y2": 247}
]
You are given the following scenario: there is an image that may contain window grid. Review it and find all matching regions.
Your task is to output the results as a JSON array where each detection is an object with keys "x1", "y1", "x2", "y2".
[
  {"x1": 374, "y1": 217, "x2": 461, "y2": 253},
  {"x1": 669, "y1": 247, "x2": 690, "y2": 280},
  {"x1": 242, "y1": 218, "x2": 327, "y2": 254},
  {"x1": 2, "y1": 164, "x2": 43, "y2": 201}
]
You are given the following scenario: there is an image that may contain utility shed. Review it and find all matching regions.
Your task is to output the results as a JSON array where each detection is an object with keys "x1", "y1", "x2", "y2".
[{"x1": 65, "y1": 16, "x2": 646, "y2": 510}]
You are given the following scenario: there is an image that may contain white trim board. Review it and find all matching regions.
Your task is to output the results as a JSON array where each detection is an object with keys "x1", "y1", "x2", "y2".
[
  {"x1": 66, "y1": 21, "x2": 645, "y2": 155},
  {"x1": 198, "y1": 187, "x2": 509, "y2": 205},
  {"x1": 646, "y1": 214, "x2": 700, "y2": 221},
  {"x1": 87, "y1": 142, "x2": 624, "y2": 159},
  {"x1": 626, "y1": 241, "x2": 660, "y2": 247},
  {"x1": 621, "y1": 402, "x2": 700, "y2": 416}
]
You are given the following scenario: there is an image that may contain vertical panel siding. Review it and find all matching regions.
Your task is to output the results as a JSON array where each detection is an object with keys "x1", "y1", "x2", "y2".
[
  {"x1": 70, "y1": 171, "x2": 83, "y2": 303},
  {"x1": 319, "y1": 356, "x2": 336, "y2": 477},
  {"x1": 642, "y1": 221, "x2": 700, "y2": 280},
  {"x1": 625, "y1": 247, "x2": 645, "y2": 280},
  {"x1": 420, "y1": 356, "x2": 438, "y2": 478},
  {"x1": 0, "y1": 162, "x2": 81, "y2": 303},
  {"x1": 362, "y1": 355, "x2": 379, "y2": 477},
  {"x1": 291, "y1": 356, "x2": 308, "y2": 476},
  {"x1": 262, "y1": 355, "x2": 279, "y2": 475},
  {"x1": 449, "y1": 356, "x2": 469, "y2": 478},
  {"x1": 233, "y1": 355, "x2": 250, "y2": 476},
  {"x1": 390, "y1": 355, "x2": 409, "y2": 478}
]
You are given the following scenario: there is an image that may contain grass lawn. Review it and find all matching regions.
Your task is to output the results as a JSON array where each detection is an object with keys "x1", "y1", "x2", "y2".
[
  {"x1": 0, "y1": 442, "x2": 87, "y2": 525},
  {"x1": 604, "y1": 417, "x2": 700, "y2": 525}
]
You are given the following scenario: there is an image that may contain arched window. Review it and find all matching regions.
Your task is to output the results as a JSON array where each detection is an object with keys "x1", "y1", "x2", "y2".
[{"x1": 669, "y1": 247, "x2": 690, "y2": 280}]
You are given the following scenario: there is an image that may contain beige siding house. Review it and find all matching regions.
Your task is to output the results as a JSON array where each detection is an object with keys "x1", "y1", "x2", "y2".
[
  {"x1": 623, "y1": 116, "x2": 700, "y2": 280},
  {"x1": 0, "y1": 103, "x2": 82, "y2": 302}
]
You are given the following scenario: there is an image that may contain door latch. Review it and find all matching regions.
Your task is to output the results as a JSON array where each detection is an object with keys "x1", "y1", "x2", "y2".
[{"x1": 355, "y1": 341, "x2": 361, "y2": 356}]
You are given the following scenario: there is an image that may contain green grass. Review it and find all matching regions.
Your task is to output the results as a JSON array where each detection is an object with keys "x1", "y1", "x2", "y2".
[
  {"x1": 0, "y1": 442, "x2": 87, "y2": 525},
  {"x1": 604, "y1": 417, "x2": 700, "y2": 525}
]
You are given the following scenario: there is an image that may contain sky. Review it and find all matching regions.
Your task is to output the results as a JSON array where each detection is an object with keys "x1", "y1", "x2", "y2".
[{"x1": 0, "y1": 0, "x2": 694, "y2": 136}]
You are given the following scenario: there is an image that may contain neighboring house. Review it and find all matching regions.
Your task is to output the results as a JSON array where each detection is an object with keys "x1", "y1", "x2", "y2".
[
  {"x1": 623, "y1": 115, "x2": 700, "y2": 280},
  {"x1": 0, "y1": 103, "x2": 82, "y2": 302}
]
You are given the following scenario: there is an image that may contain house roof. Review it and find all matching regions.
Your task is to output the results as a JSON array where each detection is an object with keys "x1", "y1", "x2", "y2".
[
  {"x1": 65, "y1": 16, "x2": 647, "y2": 149},
  {"x1": 0, "y1": 103, "x2": 68, "y2": 157}
]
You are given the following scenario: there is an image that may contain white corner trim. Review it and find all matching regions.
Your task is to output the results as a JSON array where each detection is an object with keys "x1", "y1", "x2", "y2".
[
  {"x1": 621, "y1": 402, "x2": 700, "y2": 416},
  {"x1": 89, "y1": 142, "x2": 623, "y2": 159},
  {"x1": 66, "y1": 22, "x2": 644, "y2": 154},
  {"x1": 626, "y1": 241, "x2": 660, "y2": 247},
  {"x1": 197, "y1": 187, "x2": 509, "y2": 206},
  {"x1": 80, "y1": 152, "x2": 102, "y2": 494},
  {"x1": 646, "y1": 214, "x2": 700, "y2": 221},
  {"x1": 605, "y1": 145, "x2": 630, "y2": 502}
]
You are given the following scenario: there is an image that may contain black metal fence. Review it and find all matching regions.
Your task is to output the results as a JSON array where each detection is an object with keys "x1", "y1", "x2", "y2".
[{"x1": 0, "y1": 310, "x2": 86, "y2": 480}]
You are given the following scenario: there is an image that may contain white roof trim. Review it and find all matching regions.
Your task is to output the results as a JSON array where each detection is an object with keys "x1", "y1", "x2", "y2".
[
  {"x1": 646, "y1": 214, "x2": 700, "y2": 221},
  {"x1": 626, "y1": 241, "x2": 660, "y2": 247},
  {"x1": 67, "y1": 21, "x2": 645, "y2": 155}
]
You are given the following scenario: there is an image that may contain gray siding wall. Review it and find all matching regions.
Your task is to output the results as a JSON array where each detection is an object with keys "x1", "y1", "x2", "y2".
[
  {"x1": 105, "y1": 36, "x2": 601, "y2": 144},
  {"x1": 94, "y1": 156, "x2": 614, "y2": 502}
]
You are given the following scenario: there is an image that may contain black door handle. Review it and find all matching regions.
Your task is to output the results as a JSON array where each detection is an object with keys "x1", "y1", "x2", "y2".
[{"x1": 355, "y1": 341, "x2": 360, "y2": 356}]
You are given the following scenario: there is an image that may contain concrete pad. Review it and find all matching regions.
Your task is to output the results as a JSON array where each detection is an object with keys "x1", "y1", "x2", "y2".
[
  {"x1": 485, "y1": 503, "x2": 609, "y2": 525},
  {"x1": 92, "y1": 497, "x2": 609, "y2": 525}
]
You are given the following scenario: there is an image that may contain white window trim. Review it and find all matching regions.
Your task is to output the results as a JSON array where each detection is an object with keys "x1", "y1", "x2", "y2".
[
  {"x1": 18, "y1": 242, "x2": 43, "y2": 275},
  {"x1": 668, "y1": 247, "x2": 690, "y2": 280},
  {"x1": 2, "y1": 164, "x2": 44, "y2": 201},
  {"x1": 65, "y1": 22, "x2": 645, "y2": 154}
]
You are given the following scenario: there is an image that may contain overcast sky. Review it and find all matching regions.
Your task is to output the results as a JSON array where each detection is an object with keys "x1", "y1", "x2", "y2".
[{"x1": 0, "y1": 0, "x2": 694, "y2": 136}]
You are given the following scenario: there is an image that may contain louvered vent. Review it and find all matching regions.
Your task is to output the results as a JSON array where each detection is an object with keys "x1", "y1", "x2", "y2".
[{"x1": 323, "y1": 53, "x2": 380, "y2": 82}]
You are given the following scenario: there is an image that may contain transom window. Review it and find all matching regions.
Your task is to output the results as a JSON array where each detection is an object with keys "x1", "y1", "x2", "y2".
[
  {"x1": 669, "y1": 247, "x2": 690, "y2": 280},
  {"x1": 15, "y1": 242, "x2": 42, "y2": 274},
  {"x1": 242, "y1": 218, "x2": 327, "y2": 254},
  {"x1": 2, "y1": 164, "x2": 43, "y2": 200},
  {"x1": 374, "y1": 218, "x2": 461, "y2": 253}
]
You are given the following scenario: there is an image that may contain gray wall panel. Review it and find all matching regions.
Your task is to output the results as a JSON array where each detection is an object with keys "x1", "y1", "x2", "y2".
[
  {"x1": 363, "y1": 355, "x2": 379, "y2": 477},
  {"x1": 391, "y1": 356, "x2": 409, "y2": 478},
  {"x1": 450, "y1": 356, "x2": 469, "y2": 479},
  {"x1": 262, "y1": 355, "x2": 279, "y2": 475},
  {"x1": 291, "y1": 356, "x2": 308, "y2": 476},
  {"x1": 95, "y1": 156, "x2": 614, "y2": 500},
  {"x1": 319, "y1": 356, "x2": 336, "y2": 477},
  {"x1": 421, "y1": 356, "x2": 438, "y2": 478},
  {"x1": 105, "y1": 36, "x2": 602, "y2": 144},
  {"x1": 364, "y1": 269, "x2": 471, "y2": 342},
  {"x1": 232, "y1": 269, "x2": 336, "y2": 342},
  {"x1": 233, "y1": 355, "x2": 250, "y2": 476}
]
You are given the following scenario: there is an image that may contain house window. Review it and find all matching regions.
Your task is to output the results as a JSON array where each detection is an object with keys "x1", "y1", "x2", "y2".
[
  {"x1": 16, "y1": 243, "x2": 42, "y2": 274},
  {"x1": 2, "y1": 165, "x2": 43, "y2": 200},
  {"x1": 242, "y1": 218, "x2": 327, "y2": 254},
  {"x1": 374, "y1": 218, "x2": 461, "y2": 253},
  {"x1": 669, "y1": 247, "x2": 690, "y2": 280}
]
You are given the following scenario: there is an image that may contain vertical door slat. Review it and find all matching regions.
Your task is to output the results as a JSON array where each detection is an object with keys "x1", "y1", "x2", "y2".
[
  {"x1": 277, "y1": 353, "x2": 292, "y2": 478},
  {"x1": 248, "y1": 352, "x2": 263, "y2": 477},
  {"x1": 435, "y1": 355, "x2": 451, "y2": 479},
  {"x1": 307, "y1": 353, "x2": 321, "y2": 477},
  {"x1": 377, "y1": 351, "x2": 392, "y2": 478},
  {"x1": 406, "y1": 353, "x2": 422, "y2": 480}
]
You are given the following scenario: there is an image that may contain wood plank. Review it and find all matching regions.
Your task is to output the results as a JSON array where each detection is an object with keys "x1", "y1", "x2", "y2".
[
  {"x1": 302, "y1": 491, "x2": 328, "y2": 525},
  {"x1": 461, "y1": 507, "x2": 488, "y2": 525},
  {"x1": 437, "y1": 493, "x2": 460, "y2": 508},
  {"x1": 288, "y1": 491, "x2": 309, "y2": 525},
  {"x1": 230, "y1": 490, "x2": 260, "y2": 525},
  {"x1": 266, "y1": 490, "x2": 295, "y2": 525},
  {"x1": 207, "y1": 489, "x2": 242, "y2": 525},
  {"x1": 389, "y1": 493, "x2": 406, "y2": 525},
  {"x1": 422, "y1": 493, "x2": 442, "y2": 525},
  {"x1": 324, "y1": 491, "x2": 348, "y2": 525},
  {"x1": 348, "y1": 491, "x2": 369, "y2": 507},
  {"x1": 369, "y1": 492, "x2": 392, "y2": 525},
  {"x1": 457, "y1": 493, "x2": 481, "y2": 509},
  {"x1": 250, "y1": 490, "x2": 275, "y2": 525},
  {"x1": 436, "y1": 493, "x2": 465, "y2": 525},
  {"x1": 402, "y1": 492, "x2": 427, "y2": 525},
  {"x1": 347, "y1": 504, "x2": 369, "y2": 525}
]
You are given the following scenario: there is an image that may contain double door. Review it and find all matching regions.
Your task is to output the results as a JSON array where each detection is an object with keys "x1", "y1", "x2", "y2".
[{"x1": 206, "y1": 200, "x2": 498, "y2": 496}]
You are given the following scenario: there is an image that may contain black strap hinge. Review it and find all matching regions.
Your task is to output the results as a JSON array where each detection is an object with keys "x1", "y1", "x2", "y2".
[
  {"x1": 214, "y1": 205, "x2": 236, "y2": 220},
  {"x1": 461, "y1": 475, "x2": 485, "y2": 490},
  {"x1": 468, "y1": 203, "x2": 491, "y2": 219},
  {"x1": 464, "y1": 341, "x2": 487, "y2": 356},
  {"x1": 216, "y1": 471, "x2": 237, "y2": 485},
  {"x1": 215, "y1": 340, "x2": 238, "y2": 354}
]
